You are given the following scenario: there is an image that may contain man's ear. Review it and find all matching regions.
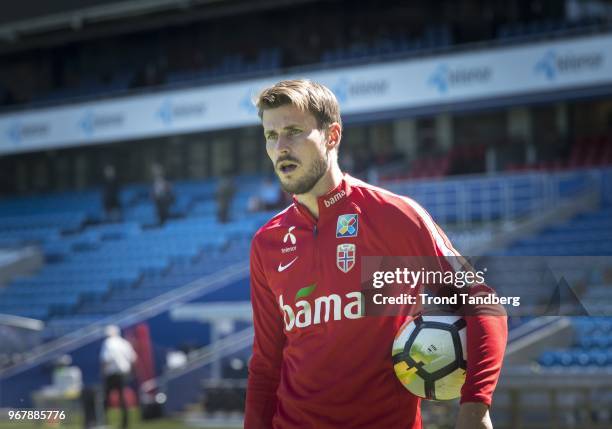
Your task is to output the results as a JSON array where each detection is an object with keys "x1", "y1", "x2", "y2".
[{"x1": 326, "y1": 122, "x2": 342, "y2": 150}]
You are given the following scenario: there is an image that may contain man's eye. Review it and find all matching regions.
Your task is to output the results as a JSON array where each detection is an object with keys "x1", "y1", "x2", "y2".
[
  {"x1": 266, "y1": 134, "x2": 277, "y2": 141},
  {"x1": 288, "y1": 129, "x2": 301, "y2": 136}
]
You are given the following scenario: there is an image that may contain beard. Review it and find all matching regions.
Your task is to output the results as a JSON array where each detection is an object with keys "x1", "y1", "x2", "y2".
[{"x1": 277, "y1": 153, "x2": 328, "y2": 195}]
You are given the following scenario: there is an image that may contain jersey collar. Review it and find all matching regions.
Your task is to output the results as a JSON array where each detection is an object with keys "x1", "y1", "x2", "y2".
[{"x1": 292, "y1": 173, "x2": 353, "y2": 225}]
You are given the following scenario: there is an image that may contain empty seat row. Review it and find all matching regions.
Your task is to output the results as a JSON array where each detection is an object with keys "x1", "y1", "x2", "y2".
[
  {"x1": 539, "y1": 350, "x2": 612, "y2": 367},
  {"x1": 575, "y1": 335, "x2": 612, "y2": 349}
]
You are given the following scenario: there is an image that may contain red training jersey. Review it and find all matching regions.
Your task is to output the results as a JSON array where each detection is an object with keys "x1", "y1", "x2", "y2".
[{"x1": 245, "y1": 174, "x2": 507, "y2": 429}]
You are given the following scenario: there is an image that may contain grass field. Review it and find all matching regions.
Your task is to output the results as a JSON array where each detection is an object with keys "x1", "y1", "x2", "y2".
[{"x1": 0, "y1": 409, "x2": 232, "y2": 429}]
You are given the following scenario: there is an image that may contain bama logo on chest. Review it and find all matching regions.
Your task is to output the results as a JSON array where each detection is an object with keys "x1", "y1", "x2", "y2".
[{"x1": 279, "y1": 283, "x2": 364, "y2": 331}]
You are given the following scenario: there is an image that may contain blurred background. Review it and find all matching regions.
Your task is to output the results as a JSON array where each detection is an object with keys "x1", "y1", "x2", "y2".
[{"x1": 0, "y1": 0, "x2": 612, "y2": 428}]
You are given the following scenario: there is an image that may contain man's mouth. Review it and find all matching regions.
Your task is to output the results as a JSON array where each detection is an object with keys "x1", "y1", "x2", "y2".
[{"x1": 278, "y1": 161, "x2": 299, "y2": 174}]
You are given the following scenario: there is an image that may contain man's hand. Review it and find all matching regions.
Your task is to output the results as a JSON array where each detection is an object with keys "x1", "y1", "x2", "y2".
[{"x1": 455, "y1": 402, "x2": 492, "y2": 429}]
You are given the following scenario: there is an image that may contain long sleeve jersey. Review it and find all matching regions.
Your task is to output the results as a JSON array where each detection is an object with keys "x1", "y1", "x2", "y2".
[{"x1": 245, "y1": 174, "x2": 507, "y2": 429}]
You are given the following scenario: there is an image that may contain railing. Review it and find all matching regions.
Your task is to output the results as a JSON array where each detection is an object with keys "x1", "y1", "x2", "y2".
[
  {"x1": 384, "y1": 169, "x2": 604, "y2": 226},
  {"x1": 153, "y1": 326, "x2": 254, "y2": 413},
  {"x1": 410, "y1": 370, "x2": 612, "y2": 429},
  {"x1": 0, "y1": 314, "x2": 43, "y2": 357}
]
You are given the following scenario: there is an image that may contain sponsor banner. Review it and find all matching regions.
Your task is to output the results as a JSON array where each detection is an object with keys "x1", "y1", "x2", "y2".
[{"x1": 2, "y1": 33, "x2": 612, "y2": 154}]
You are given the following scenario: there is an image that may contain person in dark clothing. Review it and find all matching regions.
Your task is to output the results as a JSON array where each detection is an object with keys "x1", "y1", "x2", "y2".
[
  {"x1": 150, "y1": 163, "x2": 174, "y2": 226},
  {"x1": 102, "y1": 165, "x2": 121, "y2": 221},
  {"x1": 216, "y1": 172, "x2": 236, "y2": 223},
  {"x1": 248, "y1": 176, "x2": 283, "y2": 212}
]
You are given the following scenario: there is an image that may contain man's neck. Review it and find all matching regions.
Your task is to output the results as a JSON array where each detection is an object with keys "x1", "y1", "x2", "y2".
[{"x1": 295, "y1": 165, "x2": 343, "y2": 220}]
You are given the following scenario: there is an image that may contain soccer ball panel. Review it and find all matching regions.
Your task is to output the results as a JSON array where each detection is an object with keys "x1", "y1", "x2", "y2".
[
  {"x1": 458, "y1": 323, "x2": 467, "y2": 363},
  {"x1": 434, "y1": 367, "x2": 467, "y2": 401},
  {"x1": 397, "y1": 365, "x2": 425, "y2": 398},
  {"x1": 393, "y1": 318, "x2": 417, "y2": 347},
  {"x1": 421, "y1": 315, "x2": 462, "y2": 325},
  {"x1": 409, "y1": 328, "x2": 455, "y2": 374}
]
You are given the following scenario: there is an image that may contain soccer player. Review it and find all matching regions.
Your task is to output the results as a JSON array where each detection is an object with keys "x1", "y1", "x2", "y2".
[{"x1": 245, "y1": 79, "x2": 507, "y2": 429}]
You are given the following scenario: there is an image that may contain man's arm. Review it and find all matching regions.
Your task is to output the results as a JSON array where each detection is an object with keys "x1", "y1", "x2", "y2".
[
  {"x1": 453, "y1": 308, "x2": 506, "y2": 428},
  {"x1": 244, "y1": 239, "x2": 286, "y2": 429},
  {"x1": 404, "y1": 201, "x2": 507, "y2": 423},
  {"x1": 460, "y1": 309, "x2": 507, "y2": 405}
]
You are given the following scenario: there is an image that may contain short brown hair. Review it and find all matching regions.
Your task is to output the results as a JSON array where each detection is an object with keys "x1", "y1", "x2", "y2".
[{"x1": 256, "y1": 79, "x2": 342, "y2": 129}]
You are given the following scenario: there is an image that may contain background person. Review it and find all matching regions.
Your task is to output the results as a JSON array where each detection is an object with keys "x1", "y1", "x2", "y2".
[
  {"x1": 102, "y1": 165, "x2": 121, "y2": 222},
  {"x1": 100, "y1": 325, "x2": 137, "y2": 429},
  {"x1": 216, "y1": 171, "x2": 236, "y2": 223},
  {"x1": 248, "y1": 176, "x2": 283, "y2": 212},
  {"x1": 150, "y1": 163, "x2": 175, "y2": 226}
]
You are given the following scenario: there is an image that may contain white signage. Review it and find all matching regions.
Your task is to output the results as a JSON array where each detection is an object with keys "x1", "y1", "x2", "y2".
[{"x1": 1, "y1": 33, "x2": 611, "y2": 155}]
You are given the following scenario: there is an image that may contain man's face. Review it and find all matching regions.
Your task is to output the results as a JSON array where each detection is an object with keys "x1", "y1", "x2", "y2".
[{"x1": 262, "y1": 105, "x2": 329, "y2": 195}]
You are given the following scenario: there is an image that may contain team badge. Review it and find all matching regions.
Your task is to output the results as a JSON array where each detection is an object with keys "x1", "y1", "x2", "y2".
[
  {"x1": 336, "y1": 243, "x2": 356, "y2": 273},
  {"x1": 336, "y1": 214, "x2": 358, "y2": 238}
]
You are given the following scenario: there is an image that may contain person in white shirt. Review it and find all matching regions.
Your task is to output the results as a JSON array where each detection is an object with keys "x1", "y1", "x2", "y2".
[{"x1": 100, "y1": 325, "x2": 137, "y2": 429}]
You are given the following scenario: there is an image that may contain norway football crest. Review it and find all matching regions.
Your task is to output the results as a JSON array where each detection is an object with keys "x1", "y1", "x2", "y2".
[{"x1": 336, "y1": 243, "x2": 356, "y2": 273}]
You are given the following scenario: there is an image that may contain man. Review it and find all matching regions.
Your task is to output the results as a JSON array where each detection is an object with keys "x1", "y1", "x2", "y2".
[
  {"x1": 102, "y1": 165, "x2": 121, "y2": 221},
  {"x1": 216, "y1": 170, "x2": 236, "y2": 223},
  {"x1": 100, "y1": 325, "x2": 137, "y2": 429},
  {"x1": 150, "y1": 163, "x2": 174, "y2": 225},
  {"x1": 248, "y1": 176, "x2": 283, "y2": 213},
  {"x1": 246, "y1": 80, "x2": 507, "y2": 428}
]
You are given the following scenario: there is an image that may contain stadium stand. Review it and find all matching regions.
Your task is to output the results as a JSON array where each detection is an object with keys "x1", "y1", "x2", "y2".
[
  {"x1": 1, "y1": 0, "x2": 610, "y2": 109},
  {"x1": 0, "y1": 178, "x2": 263, "y2": 342},
  {"x1": 0, "y1": 168, "x2": 609, "y2": 368},
  {"x1": 495, "y1": 203, "x2": 612, "y2": 368},
  {"x1": 505, "y1": 133, "x2": 612, "y2": 172}
]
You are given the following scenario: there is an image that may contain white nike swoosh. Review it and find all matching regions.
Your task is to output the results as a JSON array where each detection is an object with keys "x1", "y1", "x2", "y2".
[{"x1": 278, "y1": 257, "x2": 299, "y2": 272}]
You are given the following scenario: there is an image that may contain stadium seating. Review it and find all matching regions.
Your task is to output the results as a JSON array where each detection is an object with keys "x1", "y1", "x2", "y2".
[
  {"x1": 500, "y1": 207, "x2": 612, "y2": 256},
  {"x1": 496, "y1": 17, "x2": 603, "y2": 40},
  {"x1": 506, "y1": 134, "x2": 612, "y2": 172},
  {"x1": 493, "y1": 203, "x2": 612, "y2": 368},
  {"x1": 0, "y1": 176, "x2": 265, "y2": 343},
  {"x1": 1, "y1": 169, "x2": 610, "y2": 374}
]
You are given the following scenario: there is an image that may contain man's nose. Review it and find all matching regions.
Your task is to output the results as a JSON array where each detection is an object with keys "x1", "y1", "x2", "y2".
[{"x1": 275, "y1": 135, "x2": 291, "y2": 155}]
